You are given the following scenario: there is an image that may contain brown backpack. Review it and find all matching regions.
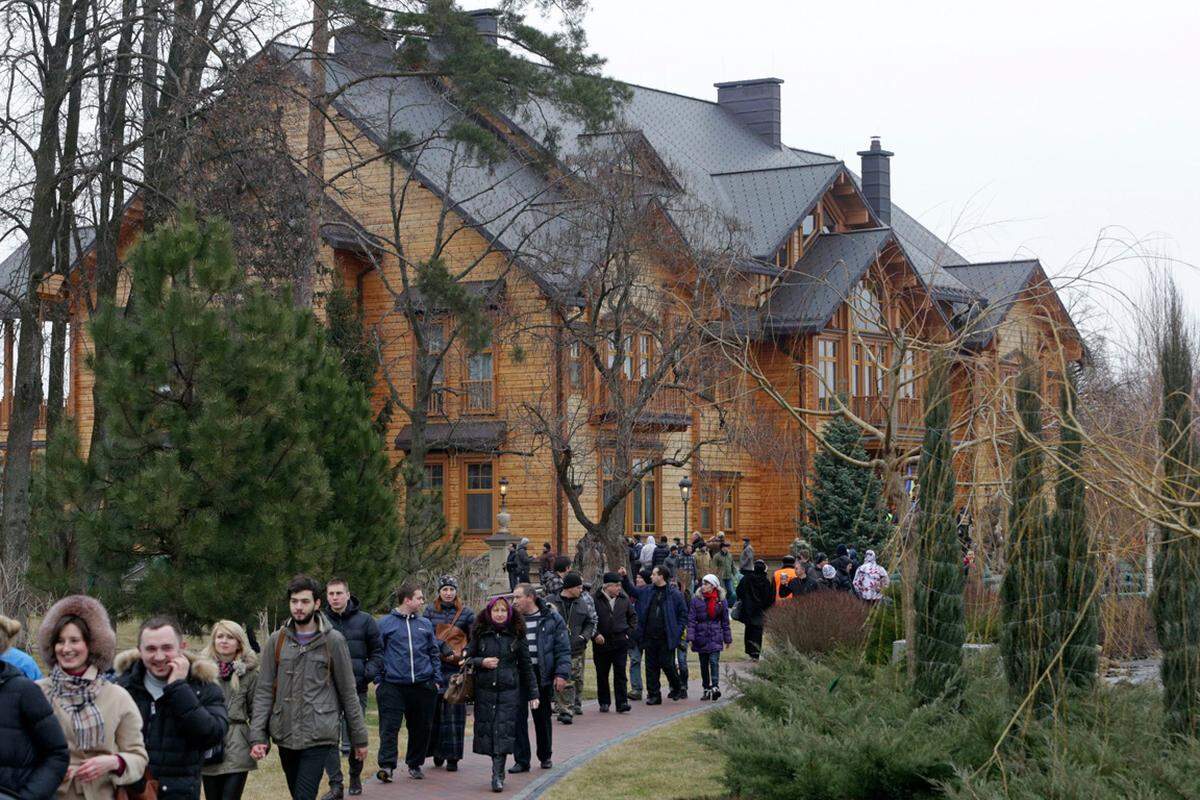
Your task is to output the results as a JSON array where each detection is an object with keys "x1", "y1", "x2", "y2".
[{"x1": 435, "y1": 606, "x2": 468, "y2": 665}]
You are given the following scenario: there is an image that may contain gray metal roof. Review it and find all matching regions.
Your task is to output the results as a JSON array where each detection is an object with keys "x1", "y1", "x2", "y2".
[
  {"x1": 712, "y1": 163, "x2": 841, "y2": 258},
  {"x1": 271, "y1": 41, "x2": 1000, "y2": 325},
  {"x1": 758, "y1": 228, "x2": 897, "y2": 334},
  {"x1": 943, "y1": 260, "x2": 1040, "y2": 348},
  {"x1": 0, "y1": 227, "x2": 95, "y2": 319}
]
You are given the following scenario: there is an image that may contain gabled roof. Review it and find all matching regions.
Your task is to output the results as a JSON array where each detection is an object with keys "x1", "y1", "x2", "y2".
[
  {"x1": 753, "y1": 228, "x2": 897, "y2": 335},
  {"x1": 712, "y1": 162, "x2": 842, "y2": 258},
  {"x1": 943, "y1": 260, "x2": 1041, "y2": 348},
  {"x1": 267, "y1": 39, "x2": 1044, "y2": 338},
  {"x1": 0, "y1": 227, "x2": 96, "y2": 319}
]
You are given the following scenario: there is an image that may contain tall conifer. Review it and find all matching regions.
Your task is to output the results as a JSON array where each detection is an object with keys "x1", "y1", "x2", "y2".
[
  {"x1": 1055, "y1": 374, "x2": 1097, "y2": 690},
  {"x1": 1154, "y1": 286, "x2": 1200, "y2": 737},
  {"x1": 1000, "y1": 365, "x2": 1062, "y2": 712},
  {"x1": 913, "y1": 354, "x2": 965, "y2": 702}
]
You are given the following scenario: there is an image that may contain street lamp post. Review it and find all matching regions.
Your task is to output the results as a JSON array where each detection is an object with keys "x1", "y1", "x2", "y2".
[
  {"x1": 678, "y1": 475, "x2": 692, "y2": 542},
  {"x1": 486, "y1": 476, "x2": 517, "y2": 595}
]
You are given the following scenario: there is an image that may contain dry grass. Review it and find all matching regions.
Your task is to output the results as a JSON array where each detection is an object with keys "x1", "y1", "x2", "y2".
[{"x1": 541, "y1": 711, "x2": 725, "y2": 800}]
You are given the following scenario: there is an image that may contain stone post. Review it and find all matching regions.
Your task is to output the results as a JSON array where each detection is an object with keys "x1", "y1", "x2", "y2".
[{"x1": 484, "y1": 504, "x2": 517, "y2": 596}]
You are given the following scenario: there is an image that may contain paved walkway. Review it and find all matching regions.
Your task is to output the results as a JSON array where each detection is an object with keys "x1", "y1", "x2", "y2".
[{"x1": 362, "y1": 663, "x2": 745, "y2": 799}]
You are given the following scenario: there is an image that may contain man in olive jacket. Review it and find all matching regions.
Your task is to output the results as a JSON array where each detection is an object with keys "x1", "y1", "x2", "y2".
[{"x1": 250, "y1": 576, "x2": 368, "y2": 800}]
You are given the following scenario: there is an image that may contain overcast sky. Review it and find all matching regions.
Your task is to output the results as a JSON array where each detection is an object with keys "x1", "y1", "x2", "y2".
[{"x1": 501, "y1": 0, "x2": 1199, "y2": 360}]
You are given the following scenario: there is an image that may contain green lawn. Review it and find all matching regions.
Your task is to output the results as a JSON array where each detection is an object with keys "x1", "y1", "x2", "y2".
[{"x1": 542, "y1": 711, "x2": 726, "y2": 800}]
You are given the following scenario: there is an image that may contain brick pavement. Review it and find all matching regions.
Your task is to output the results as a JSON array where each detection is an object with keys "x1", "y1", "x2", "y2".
[{"x1": 356, "y1": 662, "x2": 745, "y2": 799}]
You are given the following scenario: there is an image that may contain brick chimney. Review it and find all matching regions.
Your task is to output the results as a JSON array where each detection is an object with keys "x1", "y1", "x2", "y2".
[
  {"x1": 714, "y1": 78, "x2": 783, "y2": 148},
  {"x1": 467, "y1": 9, "x2": 499, "y2": 46},
  {"x1": 857, "y1": 136, "x2": 894, "y2": 225}
]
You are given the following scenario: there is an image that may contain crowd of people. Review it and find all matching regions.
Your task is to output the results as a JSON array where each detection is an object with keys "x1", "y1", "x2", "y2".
[{"x1": 0, "y1": 532, "x2": 891, "y2": 800}]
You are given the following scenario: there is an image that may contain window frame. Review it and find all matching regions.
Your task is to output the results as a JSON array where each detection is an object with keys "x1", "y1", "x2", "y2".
[
  {"x1": 463, "y1": 335, "x2": 496, "y2": 415},
  {"x1": 461, "y1": 458, "x2": 496, "y2": 535},
  {"x1": 599, "y1": 454, "x2": 662, "y2": 537},
  {"x1": 816, "y1": 336, "x2": 841, "y2": 411},
  {"x1": 419, "y1": 456, "x2": 449, "y2": 537},
  {"x1": 696, "y1": 474, "x2": 739, "y2": 538}
]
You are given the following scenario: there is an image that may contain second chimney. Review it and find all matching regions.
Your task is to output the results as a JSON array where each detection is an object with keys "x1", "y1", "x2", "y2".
[
  {"x1": 467, "y1": 9, "x2": 499, "y2": 46},
  {"x1": 714, "y1": 78, "x2": 783, "y2": 148},
  {"x1": 857, "y1": 136, "x2": 894, "y2": 225}
]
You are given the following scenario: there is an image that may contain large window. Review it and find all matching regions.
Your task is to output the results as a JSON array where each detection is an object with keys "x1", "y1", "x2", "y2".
[
  {"x1": 849, "y1": 282, "x2": 887, "y2": 333},
  {"x1": 601, "y1": 456, "x2": 660, "y2": 536},
  {"x1": 568, "y1": 342, "x2": 584, "y2": 389},
  {"x1": 851, "y1": 342, "x2": 886, "y2": 398},
  {"x1": 416, "y1": 322, "x2": 446, "y2": 415},
  {"x1": 417, "y1": 460, "x2": 447, "y2": 536},
  {"x1": 816, "y1": 337, "x2": 840, "y2": 411},
  {"x1": 697, "y1": 475, "x2": 738, "y2": 537},
  {"x1": 463, "y1": 460, "x2": 494, "y2": 534},
  {"x1": 465, "y1": 336, "x2": 495, "y2": 414}
]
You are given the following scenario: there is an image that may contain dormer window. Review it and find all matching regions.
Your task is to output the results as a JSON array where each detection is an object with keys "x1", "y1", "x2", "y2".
[{"x1": 801, "y1": 211, "x2": 817, "y2": 237}]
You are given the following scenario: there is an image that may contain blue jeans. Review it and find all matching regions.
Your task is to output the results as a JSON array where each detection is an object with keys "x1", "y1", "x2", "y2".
[
  {"x1": 723, "y1": 579, "x2": 735, "y2": 601},
  {"x1": 676, "y1": 645, "x2": 689, "y2": 687},
  {"x1": 699, "y1": 651, "x2": 721, "y2": 689},
  {"x1": 629, "y1": 645, "x2": 643, "y2": 693}
]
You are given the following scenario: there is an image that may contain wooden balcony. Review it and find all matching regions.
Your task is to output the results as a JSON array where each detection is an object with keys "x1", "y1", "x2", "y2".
[
  {"x1": 463, "y1": 379, "x2": 495, "y2": 415},
  {"x1": 413, "y1": 381, "x2": 497, "y2": 418},
  {"x1": 592, "y1": 379, "x2": 691, "y2": 431},
  {"x1": 849, "y1": 395, "x2": 923, "y2": 437}
]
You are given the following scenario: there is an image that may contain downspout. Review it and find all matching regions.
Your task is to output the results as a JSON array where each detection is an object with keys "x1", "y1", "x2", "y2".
[{"x1": 553, "y1": 323, "x2": 565, "y2": 554}]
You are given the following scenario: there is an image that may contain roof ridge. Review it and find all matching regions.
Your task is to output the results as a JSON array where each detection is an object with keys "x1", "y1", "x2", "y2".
[
  {"x1": 712, "y1": 161, "x2": 843, "y2": 177},
  {"x1": 944, "y1": 258, "x2": 1040, "y2": 268}
]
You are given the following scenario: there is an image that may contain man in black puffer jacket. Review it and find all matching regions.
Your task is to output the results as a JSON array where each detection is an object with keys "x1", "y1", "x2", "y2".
[
  {"x1": 0, "y1": 660, "x2": 69, "y2": 800},
  {"x1": 115, "y1": 618, "x2": 228, "y2": 800},
  {"x1": 321, "y1": 578, "x2": 383, "y2": 798}
]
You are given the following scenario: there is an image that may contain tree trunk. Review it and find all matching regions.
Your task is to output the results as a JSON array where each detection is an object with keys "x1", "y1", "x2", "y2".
[{"x1": 297, "y1": 0, "x2": 329, "y2": 308}]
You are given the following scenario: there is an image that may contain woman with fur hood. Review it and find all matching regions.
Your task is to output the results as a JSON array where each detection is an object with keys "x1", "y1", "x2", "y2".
[
  {"x1": 37, "y1": 595, "x2": 149, "y2": 800},
  {"x1": 687, "y1": 575, "x2": 732, "y2": 701},
  {"x1": 199, "y1": 621, "x2": 259, "y2": 800}
]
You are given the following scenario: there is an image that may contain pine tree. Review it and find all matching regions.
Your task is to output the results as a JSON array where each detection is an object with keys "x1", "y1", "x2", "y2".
[
  {"x1": 1000, "y1": 365, "x2": 1062, "y2": 713},
  {"x1": 801, "y1": 414, "x2": 892, "y2": 555},
  {"x1": 1153, "y1": 286, "x2": 1200, "y2": 737},
  {"x1": 1055, "y1": 374, "x2": 1098, "y2": 690},
  {"x1": 33, "y1": 212, "x2": 401, "y2": 629},
  {"x1": 913, "y1": 354, "x2": 965, "y2": 703}
]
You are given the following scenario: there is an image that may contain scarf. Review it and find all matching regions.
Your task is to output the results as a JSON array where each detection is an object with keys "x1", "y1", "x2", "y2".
[
  {"x1": 485, "y1": 597, "x2": 511, "y2": 629},
  {"x1": 703, "y1": 586, "x2": 718, "y2": 620},
  {"x1": 218, "y1": 660, "x2": 236, "y2": 681},
  {"x1": 48, "y1": 664, "x2": 106, "y2": 750}
]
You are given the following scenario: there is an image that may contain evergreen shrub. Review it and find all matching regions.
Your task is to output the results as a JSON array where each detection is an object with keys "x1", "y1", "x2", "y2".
[{"x1": 711, "y1": 651, "x2": 1200, "y2": 800}]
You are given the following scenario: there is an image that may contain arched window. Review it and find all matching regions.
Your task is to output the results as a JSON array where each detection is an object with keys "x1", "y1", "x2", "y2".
[{"x1": 849, "y1": 281, "x2": 887, "y2": 333}]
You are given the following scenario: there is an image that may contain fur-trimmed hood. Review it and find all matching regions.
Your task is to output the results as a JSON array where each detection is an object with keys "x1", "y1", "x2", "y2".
[
  {"x1": 38, "y1": 594, "x2": 117, "y2": 671},
  {"x1": 113, "y1": 647, "x2": 220, "y2": 683}
]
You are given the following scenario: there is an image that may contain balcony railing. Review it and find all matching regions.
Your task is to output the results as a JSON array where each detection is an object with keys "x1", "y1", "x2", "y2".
[
  {"x1": 849, "y1": 394, "x2": 922, "y2": 433},
  {"x1": 592, "y1": 379, "x2": 691, "y2": 429},
  {"x1": 0, "y1": 397, "x2": 52, "y2": 432},
  {"x1": 463, "y1": 379, "x2": 495, "y2": 415}
]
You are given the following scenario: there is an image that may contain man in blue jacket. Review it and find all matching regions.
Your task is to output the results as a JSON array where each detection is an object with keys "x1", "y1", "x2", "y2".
[
  {"x1": 622, "y1": 565, "x2": 688, "y2": 704},
  {"x1": 509, "y1": 583, "x2": 570, "y2": 772},
  {"x1": 375, "y1": 584, "x2": 442, "y2": 782}
]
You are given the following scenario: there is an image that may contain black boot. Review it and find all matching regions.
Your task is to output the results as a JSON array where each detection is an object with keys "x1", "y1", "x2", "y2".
[
  {"x1": 347, "y1": 757, "x2": 363, "y2": 796},
  {"x1": 492, "y1": 755, "x2": 506, "y2": 792}
]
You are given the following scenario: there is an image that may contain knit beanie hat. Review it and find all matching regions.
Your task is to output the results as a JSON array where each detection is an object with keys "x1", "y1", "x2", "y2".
[
  {"x1": 702, "y1": 574, "x2": 720, "y2": 589},
  {"x1": 438, "y1": 575, "x2": 458, "y2": 590},
  {"x1": 822, "y1": 564, "x2": 837, "y2": 580},
  {"x1": 562, "y1": 572, "x2": 583, "y2": 590},
  {"x1": 602, "y1": 572, "x2": 622, "y2": 585}
]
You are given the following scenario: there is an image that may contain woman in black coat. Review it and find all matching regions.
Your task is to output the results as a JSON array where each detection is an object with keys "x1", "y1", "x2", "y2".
[
  {"x1": 0, "y1": 659, "x2": 69, "y2": 800},
  {"x1": 465, "y1": 596, "x2": 537, "y2": 793},
  {"x1": 736, "y1": 560, "x2": 776, "y2": 661}
]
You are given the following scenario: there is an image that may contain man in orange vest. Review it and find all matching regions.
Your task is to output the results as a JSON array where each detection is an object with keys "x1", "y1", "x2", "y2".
[{"x1": 773, "y1": 556, "x2": 798, "y2": 602}]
